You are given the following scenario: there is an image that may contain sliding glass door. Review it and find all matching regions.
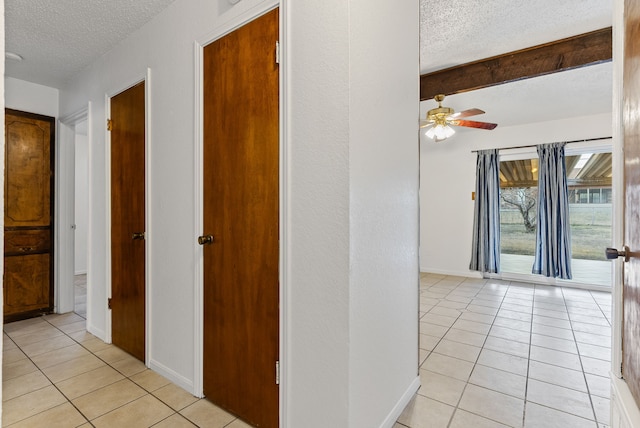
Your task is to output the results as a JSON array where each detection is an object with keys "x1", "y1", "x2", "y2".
[{"x1": 499, "y1": 149, "x2": 612, "y2": 287}]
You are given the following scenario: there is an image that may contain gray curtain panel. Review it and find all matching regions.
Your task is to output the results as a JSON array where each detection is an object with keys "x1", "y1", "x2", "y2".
[
  {"x1": 532, "y1": 142, "x2": 573, "y2": 279},
  {"x1": 470, "y1": 149, "x2": 501, "y2": 274}
]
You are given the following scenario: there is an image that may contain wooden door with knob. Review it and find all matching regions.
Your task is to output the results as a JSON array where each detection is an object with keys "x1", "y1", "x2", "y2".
[
  {"x1": 607, "y1": 0, "x2": 640, "y2": 410},
  {"x1": 110, "y1": 81, "x2": 146, "y2": 362},
  {"x1": 202, "y1": 8, "x2": 279, "y2": 428},
  {"x1": 620, "y1": 0, "x2": 640, "y2": 408}
]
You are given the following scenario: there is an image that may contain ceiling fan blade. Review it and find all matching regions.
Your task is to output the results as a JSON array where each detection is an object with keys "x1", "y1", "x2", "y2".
[
  {"x1": 449, "y1": 108, "x2": 485, "y2": 119},
  {"x1": 451, "y1": 119, "x2": 497, "y2": 130},
  {"x1": 419, "y1": 120, "x2": 433, "y2": 129}
]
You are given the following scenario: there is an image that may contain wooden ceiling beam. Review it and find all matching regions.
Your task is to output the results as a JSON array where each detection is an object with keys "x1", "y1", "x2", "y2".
[{"x1": 420, "y1": 27, "x2": 612, "y2": 102}]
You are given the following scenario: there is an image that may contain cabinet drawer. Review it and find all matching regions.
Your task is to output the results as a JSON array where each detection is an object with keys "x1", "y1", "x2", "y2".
[{"x1": 5, "y1": 229, "x2": 51, "y2": 255}]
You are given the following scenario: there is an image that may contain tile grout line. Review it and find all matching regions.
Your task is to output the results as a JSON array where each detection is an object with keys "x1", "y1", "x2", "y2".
[
  {"x1": 450, "y1": 278, "x2": 513, "y2": 428},
  {"x1": 4, "y1": 313, "x2": 230, "y2": 428},
  {"x1": 5, "y1": 314, "x2": 171, "y2": 427},
  {"x1": 3, "y1": 316, "x2": 93, "y2": 427},
  {"x1": 421, "y1": 276, "x2": 475, "y2": 427},
  {"x1": 562, "y1": 287, "x2": 601, "y2": 425},
  {"x1": 50, "y1": 312, "x2": 234, "y2": 427},
  {"x1": 428, "y1": 277, "x2": 517, "y2": 427},
  {"x1": 38, "y1": 314, "x2": 120, "y2": 427},
  {"x1": 519, "y1": 282, "x2": 537, "y2": 428},
  {"x1": 418, "y1": 275, "x2": 612, "y2": 427},
  {"x1": 528, "y1": 286, "x2": 600, "y2": 424},
  {"x1": 4, "y1": 282, "x2": 247, "y2": 428},
  {"x1": 43, "y1": 316, "x2": 190, "y2": 426}
]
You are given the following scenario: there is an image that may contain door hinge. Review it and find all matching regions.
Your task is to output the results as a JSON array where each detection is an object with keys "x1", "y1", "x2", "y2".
[
  {"x1": 275, "y1": 41, "x2": 280, "y2": 65},
  {"x1": 107, "y1": 119, "x2": 113, "y2": 131},
  {"x1": 108, "y1": 298, "x2": 112, "y2": 310},
  {"x1": 275, "y1": 360, "x2": 280, "y2": 385}
]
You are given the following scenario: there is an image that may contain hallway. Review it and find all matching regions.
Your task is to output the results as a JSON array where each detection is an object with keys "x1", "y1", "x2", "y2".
[{"x1": 396, "y1": 273, "x2": 612, "y2": 428}]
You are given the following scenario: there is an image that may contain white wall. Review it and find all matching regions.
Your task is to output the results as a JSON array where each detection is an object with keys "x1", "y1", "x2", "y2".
[
  {"x1": 59, "y1": 0, "x2": 419, "y2": 425},
  {"x1": 285, "y1": 1, "x2": 420, "y2": 426},
  {"x1": 347, "y1": 0, "x2": 420, "y2": 426},
  {"x1": 5, "y1": 77, "x2": 58, "y2": 118},
  {"x1": 420, "y1": 112, "x2": 612, "y2": 277},
  {"x1": 74, "y1": 131, "x2": 88, "y2": 274},
  {"x1": 284, "y1": 1, "x2": 351, "y2": 424}
]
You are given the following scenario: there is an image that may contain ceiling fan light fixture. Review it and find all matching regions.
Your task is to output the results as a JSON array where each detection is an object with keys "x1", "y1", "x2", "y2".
[
  {"x1": 426, "y1": 124, "x2": 455, "y2": 141},
  {"x1": 420, "y1": 94, "x2": 497, "y2": 140}
]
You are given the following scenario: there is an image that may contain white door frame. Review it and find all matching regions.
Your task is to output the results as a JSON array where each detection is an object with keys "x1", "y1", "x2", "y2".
[
  {"x1": 57, "y1": 107, "x2": 89, "y2": 314},
  {"x1": 192, "y1": 0, "x2": 281, "y2": 405}
]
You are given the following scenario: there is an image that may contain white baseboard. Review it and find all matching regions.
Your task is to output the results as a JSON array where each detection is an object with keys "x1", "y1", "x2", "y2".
[
  {"x1": 611, "y1": 374, "x2": 640, "y2": 427},
  {"x1": 84, "y1": 325, "x2": 195, "y2": 398},
  {"x1": 380, "y1": 376, "x2": 420, "y2": 428},
  {"x1": 149, "y1": 358, "x2": 195, "y2": 397},
  {"x1": 86, "y1": 324, "x2": 106, "y2": 342},
  {"x1": 419, "y1": 267, "x2": 482, "y2": 278}
]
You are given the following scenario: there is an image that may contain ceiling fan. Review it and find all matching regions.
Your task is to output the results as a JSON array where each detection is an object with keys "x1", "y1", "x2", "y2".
[{"x1": 420, "y1": 94, "x2": 498, "y2": 142}]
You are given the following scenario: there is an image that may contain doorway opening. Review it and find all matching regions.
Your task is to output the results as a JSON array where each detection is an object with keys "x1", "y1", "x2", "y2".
[
  {"x1": 74, "y1": 119, "x2": 89, "y2": 317},
  {"x1": 58, "y1": 107, "x2": 89, "y2": 321}
]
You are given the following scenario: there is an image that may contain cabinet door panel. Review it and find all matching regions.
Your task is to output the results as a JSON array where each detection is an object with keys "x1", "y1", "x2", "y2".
[{"x1": 4, "y1": 109, "x2": 54, "y2": 323}]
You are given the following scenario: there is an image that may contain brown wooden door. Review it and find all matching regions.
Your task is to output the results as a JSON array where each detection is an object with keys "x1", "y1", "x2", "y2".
[
  {"x1": 110, "y1": 82, "x2": 146, "y2": 362},
  {"x1": 4, "y1": 109, "x2": 55, "y2": 322},
  {"x1": 202, "y1": 8, "x2": 279, "y2": 428},
  {"x1": 622, "y1": 0, "x2": 640, "y2": 409}
]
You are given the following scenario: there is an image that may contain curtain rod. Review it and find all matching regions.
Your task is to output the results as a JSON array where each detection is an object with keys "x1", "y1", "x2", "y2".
[{"x1": 471, "y1": 136, "x2": 612, "y2": 153}]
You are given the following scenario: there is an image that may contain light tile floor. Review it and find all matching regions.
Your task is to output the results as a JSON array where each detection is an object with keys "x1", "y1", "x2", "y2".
[
  {"x1": 2, "y1": 314, "x2": 251, "y2": 427},
  {"x1": 74, "y1": 274, "x2": 87, "y2": 318},
  {"x1": 3, "y1": 273, "x2": 613, "y2": 427},
  {"x1": 395, "y1": 273, "x2": 612, "y2": 428}
]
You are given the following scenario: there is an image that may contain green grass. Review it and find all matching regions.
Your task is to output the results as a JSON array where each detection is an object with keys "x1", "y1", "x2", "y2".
[{"x1": 500, "y1": 205, "x2": 612, "y2": 261}]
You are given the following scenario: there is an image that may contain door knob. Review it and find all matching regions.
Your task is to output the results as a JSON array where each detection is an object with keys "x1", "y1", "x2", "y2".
[
  {"x1": 132, "y1": 232, "x2": 145, "y2": 240},
  {"x1": 606, "y1": 246, "x2": 629, "y2": 262},
  {"x1": 198, "y1": 235, "x2": 214, "y2": 245}
]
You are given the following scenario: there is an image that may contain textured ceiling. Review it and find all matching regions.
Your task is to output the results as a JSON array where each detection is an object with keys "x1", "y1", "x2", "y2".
[
  {"x1": 5, "y1": 0, "x2": 177, "y2": 88},
  {"x1": 5, "y1": 1, "x2": 613, "y2": 128},
  {"x1": 420, "y1": 0, "x2": 612, "y2": 74},
  {"x1": 420, "y1": 0, "x2": 613, "y2": 129}
]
